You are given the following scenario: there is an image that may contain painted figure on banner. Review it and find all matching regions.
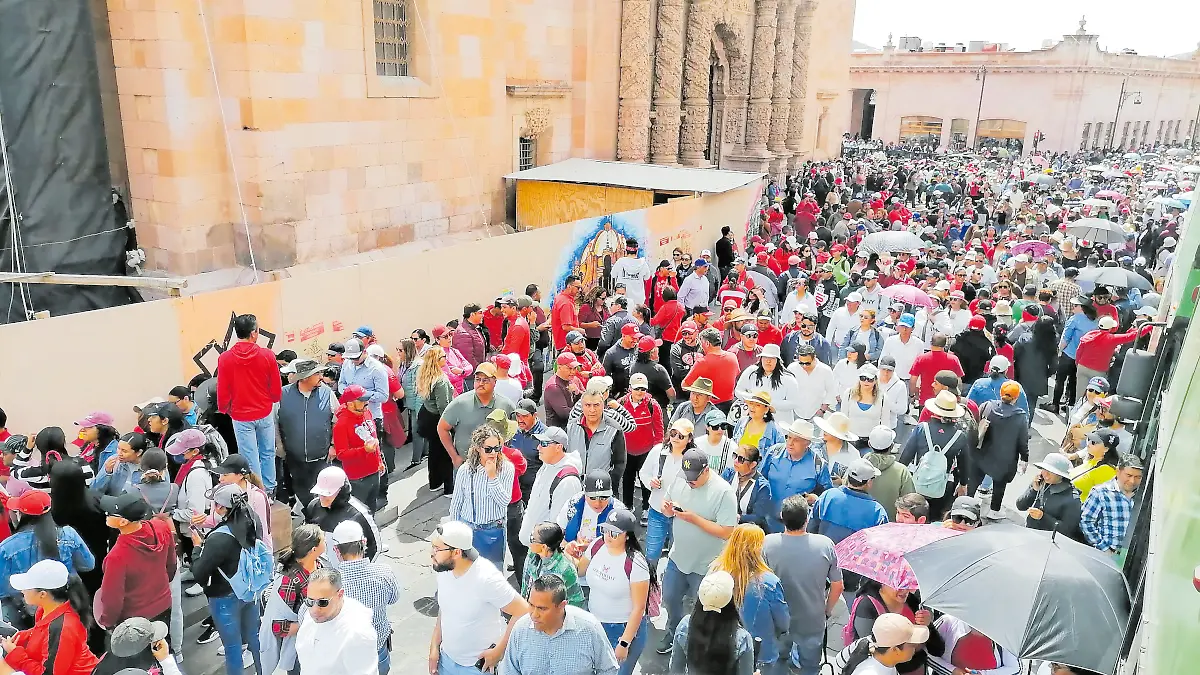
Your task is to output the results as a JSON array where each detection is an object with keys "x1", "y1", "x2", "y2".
[{"x1": 554, "y1": 212, "x2": 649, "y2": 296}]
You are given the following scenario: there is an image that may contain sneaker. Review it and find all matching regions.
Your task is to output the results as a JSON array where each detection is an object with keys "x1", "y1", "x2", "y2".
[
  {"x1": 640, "y1": 513, "x2": 648, "y2": 527},
  {"x1": 655, "y1": 633, "x2": 673, "y2": 654},
  {"x1": 185, "y1": 583, "x2": 204, "y2": 597},
  {"x1": 196, "y1": 624, "x2": 218, "y2": 645},
  {"x1": 216, "y1": 645, "x2": 253, "y2": 663},
  {"x1": 180, "y1": 569, "x2": 195, "y2": 583}
]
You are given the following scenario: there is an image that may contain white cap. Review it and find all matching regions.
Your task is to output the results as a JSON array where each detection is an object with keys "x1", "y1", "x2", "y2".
[
  {"x1": 331, "y1": 520, "x2": 365, "y2": 546},
  {"x1": 868, "y1": 426, "x2": 897, "y2": 451},
  {"x1": 1163, "y1": 237, "x2": 1177, "y2": 247},
  {"x1": 343, "y1": 338, "x2": 364, "y2": 359},
  {"x1": 435, "y1": 521, "x2": 476, "y2": 551},
  {"x1": 1098, "y1": 315, "x2": 1118, "y2": 329},
  {"x1": 701, "y1": 249, "x2": 712, "y2": 256},
  {"x1": 311, "y1": 466, "x2": 349, "y2": 497},
  {"x1": 366, "y1": 343, "x2": 386, "y2": 359},
  {"x1": 10, "y1": 559, "x2": 69, "y2": 591},
  {"x1": 846, "y1": 457, "x2": 882, "y2": 483},
  {"x1": 989, "y1": 355, "x2": 1012, "y2": 372},
  {"x1": 847, "y1": 291, "x2": 863, "y2": 302},
  {"x1": 698, "y1": 571, "x2": 735, "y2": 612},
  {"x1": 872, "y1": 613, "x2": 930, "y2": 648}
]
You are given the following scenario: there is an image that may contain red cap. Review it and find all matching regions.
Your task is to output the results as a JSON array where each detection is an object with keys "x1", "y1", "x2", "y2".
[
  {"x1": 680, "y1": 321, "x2": 699, "y2": 335},
  {"x1": 968, "y1": 315, "x2": 987, "y2": 330},
  {"x1": 842, "y1": 213, "x2": 852, "y2": 219},
  {"x1": 620, "y1": 323, "x2": 638, "y2": 337},
  {"x1": 338, "y1": 384, "x2": 370, "y2": 405},
  {"x1": 756, "y1": 252, "x2": 769, "y2": 263},
  {"x1": 556, "y1": 353, "x2": 579, "y2": 368},
  {"x1": 722, "y1": 299, "x2": 738, "y2": 309},
  {"x1": 431, "y1": 325, "x2": 449, "y2": 340},
  {"x1": 493, "y1": 354, "x2": 512, "y2": 370},
  {"x1": 750, "y1": 235, "x2": 763, "y2": 244},
  {"x1": 831, "y1": 244, "x2": 846, "y2": 254},
  {"x1": 753, "y1": 245, "x2": 767, "y2": 255},
  {"x1": 9, "y1": 491, "x2": 51, "y2": 516},
  {"x1": 637, "y1": 335, "x2": 659, "y2": 353},
  {"x1": 788, "y1": 255, "x2": 801, "y2": 265}
]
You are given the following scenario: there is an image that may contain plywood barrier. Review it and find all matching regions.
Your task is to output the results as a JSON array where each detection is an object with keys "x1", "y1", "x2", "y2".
[
  {"x1": 515, "y1": 180, "x2": 654, "y2": 230},
  {"x1": 0, "y1": 181, "x2": 762, "y2": 436}
]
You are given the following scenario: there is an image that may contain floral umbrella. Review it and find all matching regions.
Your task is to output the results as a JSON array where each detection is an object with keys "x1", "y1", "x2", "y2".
[
  {"x1": 1010, "y1": 241, "x2": 1054, "y2": 258},
  {"x1": 833, "y1": 523, "x2": 962, "y2": 590}
]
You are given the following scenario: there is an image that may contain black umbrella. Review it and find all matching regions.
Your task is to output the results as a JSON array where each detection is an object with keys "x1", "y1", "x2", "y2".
[
  {"x1": 1077, "y1": 266, "x2": 1153, "y2": 292},
  {"x1": 904, "y1": 523, "x2": 1130, "y2": 674}
]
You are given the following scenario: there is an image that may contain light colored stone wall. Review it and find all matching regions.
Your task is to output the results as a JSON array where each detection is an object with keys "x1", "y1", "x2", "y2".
[
  {"x1": 849, "y1": 32, "x2": 1200, "y2": 153},
  {"x1": 108, "y1": 0, "x2": 620, "y2": 275}
]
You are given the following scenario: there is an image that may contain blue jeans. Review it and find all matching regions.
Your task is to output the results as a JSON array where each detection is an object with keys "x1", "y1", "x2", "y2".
[
  {"x1": 663, "y1": 559, "x2": 704, "y2": 635},
  {"x1": 233, "y1": 413, "x2": 277, "y2": 493},
  {"x1": 438, "y1": 649, "x2": 483, "y2": 674},
  {"x1": 644, "y1": 508, "x2": 673, "y2": 570},
  {"x1": 602, "y1": 617, "x2": 649, "y2": 675},
  {"x1": 209, "y1": 594, "x2": 262, "y2": 675},
  {"x1": 379, "y1": 644, "x2": 391, "y2": 675},
  {"x1": 788, "y1": 631, "x2": 825, "y2": 675}
]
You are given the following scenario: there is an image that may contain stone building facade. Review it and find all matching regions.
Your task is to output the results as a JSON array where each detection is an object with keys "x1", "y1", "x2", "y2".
[{"x1": 615, "y1": 0, "x2": 855, "y2": 174}]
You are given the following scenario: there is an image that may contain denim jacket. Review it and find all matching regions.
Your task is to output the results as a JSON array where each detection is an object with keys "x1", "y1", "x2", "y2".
[
  {"x1": 730, "y1": 419, "x2": 785, "y2": 456},
  {"x1": 0, "y1": 527, "x2": 96, "y2": 598},
  {"x1": 740, "y1": 573, "x2": 791, "y2": 665},
  {"x1": 91, "y1": 461, "x2": 143, "y2": 497},
  {"x1": 720, "y1": 468, "x2": 777, "y2": 533}
]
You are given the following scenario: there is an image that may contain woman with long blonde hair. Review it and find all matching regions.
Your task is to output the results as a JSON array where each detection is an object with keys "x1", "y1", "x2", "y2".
[
  {"x1": 709, "y1": 523, "x2": 789, "y2": 673},
  {"x1": 447, "y1": 425, "x2": 514, "y2": 567},
  {"x1": 414, "y1": 346, "x2": 456, "y2": 493}
]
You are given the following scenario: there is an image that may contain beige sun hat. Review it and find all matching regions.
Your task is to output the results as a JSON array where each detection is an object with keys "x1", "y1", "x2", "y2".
[
  {"x1": 813, "y1": 411, "x2": 859, "y2": 442},
  {"x1": 924, "y1": 390, "x2": 965, "y2": 418}
]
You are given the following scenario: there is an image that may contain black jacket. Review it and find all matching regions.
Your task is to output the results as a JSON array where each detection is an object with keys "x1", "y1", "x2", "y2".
[
  {"x1": 1013, "y1": 334, "x2": 1055, "y2": 402},
  {"x1": 974, "y1": 401, "x2": 1029, "y2": 482},
  {"x1": 949, "y1": 330, "x2": 995, "y2": 386},
  {"x1": 304, "y1": 485, "x2": 381, "y2": 560},
  {"x1": 1015, "y1": 478, "x2": 1083, "y2": 541}
]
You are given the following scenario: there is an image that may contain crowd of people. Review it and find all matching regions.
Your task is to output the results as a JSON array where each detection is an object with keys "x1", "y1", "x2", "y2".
[{"x1": 0, "y1": 145, "x2": 1180, "y2": 675}]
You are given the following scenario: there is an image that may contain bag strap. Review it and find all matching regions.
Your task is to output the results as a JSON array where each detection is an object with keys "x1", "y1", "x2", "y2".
[
  {"x1": 589, "y1": 537, "x2": 605, "y2": 558},
  {"x1": 921, "y1": 423, "x2": 935, "y2": 455}
]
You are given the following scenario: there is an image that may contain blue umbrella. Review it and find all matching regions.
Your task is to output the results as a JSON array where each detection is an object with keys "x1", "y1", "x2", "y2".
[{"x1": 931, "y1": 183, "x2": 954, "y2": 194}]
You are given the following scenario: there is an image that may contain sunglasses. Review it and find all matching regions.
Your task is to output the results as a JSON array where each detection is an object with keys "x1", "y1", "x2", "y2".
[
  {"x1": 950, "y1": 515, "x2": 976, "y2": 525},
  {"x1": 796, "y1": 359, "x2": 814, "y2": 366},
  {"x1": 733, "y1": 453, "x2": 754, "y2": 464},
  {"x1": 303, "y1": 597, "x2": 334, "y2": 608},
  {"x1": 600, "y1": 525, "x2": 625, "y2": 536},
  {"x1": 669, "y1": 430, "x2": 688, "y2": 439},
  {"x1": 860, "y1": 376, "x2": 877, "y2": 382},
  {"x1": 631, "y1": 385, "x2": 648, "y2": 391},
  {"x1": 1086, "y1": 387, "x2": 1103, "y2": 394},
  {"x1": 481, "y1": 444, "x2": 502, "y2": 454}
]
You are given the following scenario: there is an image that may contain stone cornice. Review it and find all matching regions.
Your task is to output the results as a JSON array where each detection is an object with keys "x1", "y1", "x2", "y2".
[
  {"x1": 505, "y1": 81, "x2": 573, "y2": 98},
  {"x1": 850, "y1": 64, "x2": 1200, "y2": 80}
]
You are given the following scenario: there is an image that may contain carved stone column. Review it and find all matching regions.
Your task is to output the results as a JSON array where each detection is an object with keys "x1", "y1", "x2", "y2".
[
  {"x1": 616, "y1": 0, "x2": 654, "y2": 162},
  {"x1": 767, "y1": 0, "x2": 797, "y2": 176},
  {"x1": 786, "y1": 1, "x2": 817, "y2": 171},
  {"x1": 679, "y1": 3, "x2": 714, "y2": 167},
  {"x1": 724, "y1": 25, "x2": 751, "y2": 149},
  {"x1": 743, "y1": 0, "x2": 779, "y2": 157},
  {"x1": 650, "y1": 0, "x2": 686, "y2": 165}
]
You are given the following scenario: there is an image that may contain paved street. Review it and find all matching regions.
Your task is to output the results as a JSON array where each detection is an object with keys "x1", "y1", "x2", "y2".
[{"x1": 180, "y1": 408, "x2": 1065, "y2": 675}]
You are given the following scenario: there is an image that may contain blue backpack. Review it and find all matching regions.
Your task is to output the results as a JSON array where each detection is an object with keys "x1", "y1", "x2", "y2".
[{"x1": 214, "y1": 525, "x2": 273, "y2": 602}]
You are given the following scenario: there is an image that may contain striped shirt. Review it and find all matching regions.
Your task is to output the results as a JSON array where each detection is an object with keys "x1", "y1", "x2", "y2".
[
  {"x1": 339, "y1": 557, "x2": 402, "y2": 649},
  {"x1": 1080, "y1": 479, "x2": 1133, "y2": 552},
  {"x1": 449, "y1": 462, "x2": 515, "y2": 525},
  {"x1": 499, "y1": 605, "x2": 619, "y2": 675}
]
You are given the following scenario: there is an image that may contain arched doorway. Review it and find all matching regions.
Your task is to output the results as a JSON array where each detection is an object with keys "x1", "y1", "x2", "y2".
[
  {"x1": 707, "y1": 41, "x2": 726, "y2": 165},
  {"x1": 975, "y1": 119, "x2": 1027, "y2": 154}
]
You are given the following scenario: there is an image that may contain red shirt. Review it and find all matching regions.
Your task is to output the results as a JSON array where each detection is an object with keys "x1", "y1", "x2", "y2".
[
  {"x1": 757, "y1": 324, "x2": 783, "y2": 347},
  {"x1": 1094, "y1": 303, "x2": 1119, "y2": 325},
  {"x1": 503, "y1": 446, "x2": 528, "y2": 504},
  {"x1": 682, "y1": 349, "x2": 740, "y2": 403},
  {"x1": 909, "y1": 349, "x2": 965, "y2": 405},
  {"x1": 5, "y1": 603, "x2": 98, "y2": 675},
  {"x1": 502, "y1": 314, "x2": 532, "y2": 362},
  {"x1": 919, "y1": 398, "x2": 980, "y2": 423},
  {"x1": 216, "y1": 340, "x2": 283, "y2": 421},
  {"x1": 1075, "y1": 326, "x2": 1148, "y2": 372},
  {"x1": 483, "y1": 308, "x2": 506, "y2": 349},
  {"x1": 651, "y1": 300, "x2": 686, "y2": 343},
  {"x1": 332, "y1": 407, "x2": 383, "y2": 481},
  {"x1": 621, "y1": 394, "x2": 664, "y2": 456},
  {"x1": 552, "y1": 292, "x2": 580, "y2": 350}
]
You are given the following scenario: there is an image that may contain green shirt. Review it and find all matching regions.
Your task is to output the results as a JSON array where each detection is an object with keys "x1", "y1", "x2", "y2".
[
  {"x1": 666, "y1": 473, "x2": 738, "y2": 575},
  {"x1": 521, "y1": 551, "x2": 586, "y2": 608},
  {"x1": 441, "y1": 391, "x2": 516, "y2": 457}
]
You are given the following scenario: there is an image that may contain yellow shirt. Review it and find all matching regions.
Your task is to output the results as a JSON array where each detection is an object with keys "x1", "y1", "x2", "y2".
[
  {"x1": 1071, "y1": 459, "x2": 1117, "y2": 503},
  {"x1": 739, "y1": 427, "x2": 765, "y2": 450}
]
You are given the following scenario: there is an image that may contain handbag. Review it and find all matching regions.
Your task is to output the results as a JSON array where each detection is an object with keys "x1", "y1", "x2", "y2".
[{"x1": 416, "y1": 401, "x2": 441, "y2": 439}]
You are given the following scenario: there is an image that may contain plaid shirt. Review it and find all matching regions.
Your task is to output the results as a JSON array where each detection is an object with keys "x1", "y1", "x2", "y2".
[
  {"x1": 271, "y1": 564, "x2": 317, "y2": 637},
  {"x1": 1045, "y1": 278, "x2": 1081, "y2": 308},
  {"x1": 339, "y1": 557, "x2": 401, "y2": 649},
  {"x1": 1080, "y1": 479, "x2": 1132, "y2": 552}
]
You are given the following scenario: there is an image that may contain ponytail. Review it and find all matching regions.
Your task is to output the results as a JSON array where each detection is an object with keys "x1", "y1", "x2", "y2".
[{"x1": 47, "y1": 576, "x2": 94, "y2": 630}]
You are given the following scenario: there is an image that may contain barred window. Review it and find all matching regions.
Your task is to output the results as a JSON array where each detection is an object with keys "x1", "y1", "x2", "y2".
[
  {"x1": 374, "y1": 0, "x2": 409, "y2": 77},
  {"x1": 518, "y1": 137, "x2": 536, "y2": 171},
  {"x1": 1080, "y1": 123, "x2": 1091, "y2": 151}
]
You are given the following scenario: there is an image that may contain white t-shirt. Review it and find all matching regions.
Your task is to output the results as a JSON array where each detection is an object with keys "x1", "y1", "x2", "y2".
[
  {"x1": 584, "y1": 545, "x2": 650, "y2": 623},
  {"x1": 611, "y1": 257, "x2": 652, "y2": 306},
  {"x1": 295, "y1": 596, "x2": 378, "y2": 675},
  {"x1": 495, "y1": 378, "x2": 524, "y2": 405},
  {"x1": 853, "y1": 659, "x2": 898, "y2": 675},
  {"x1": 436, "y1": 558, "x2": 520, "y2": 667}
]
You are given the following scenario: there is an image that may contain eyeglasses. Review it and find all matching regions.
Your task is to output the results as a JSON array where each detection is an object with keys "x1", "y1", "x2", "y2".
[
  {"x1": 669, "y1": 430, "x2": 688, "y2": 440},
  {"x1": 796, "y1": 359, "x2": 814, "y2": 366},
  {"x1": 733, "y1": 453, "x2": 754, "y2": 464},
  {"x1": 481, "y1": 444, "x2": 502, "y2": 454},
  {"x1": 600, "y1": 526, "x2": 624, "y2": 537},
  {"x1": 950, "y1": 515, "x2": 976, "y2": 525},
  {"x1": 303, "y1": 597, "x2": 334, "y2": 608},
  {"x1": 1086, "y1": 387, "x2": 1103, "y2": 394}
]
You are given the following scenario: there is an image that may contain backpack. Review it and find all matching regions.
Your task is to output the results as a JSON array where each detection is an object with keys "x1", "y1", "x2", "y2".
[
  {"x1": 213, "y1": 525, "x2": 274, "y2": 602},
  {"x1": 842, "y1": 595, "x2": 886, "y2": 646},
  {"x1": 549, "y1": 466, "x2": 580, "y2": 497},
  {"x1": 912, "y1": 423, "x2": 962, "y2": 499},
  {"x1": 588, "y1": 538, "x2": 661, "y2": 618},
  {"x1": 196, "y1": 423, "x2": 230, "y2": 462}
]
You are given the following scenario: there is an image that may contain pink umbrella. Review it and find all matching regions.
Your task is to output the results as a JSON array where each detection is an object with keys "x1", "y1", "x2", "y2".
[
  {"x1": 1010, "y1": 240, "x2": 1054, "y2": 258},
  {"x1": 834, "y1": 523, "x2": 963, "y2": 590},
  {"x1": 1029, "y1": 155, "x2": 1048, "y2": 167},
  {"x1": 1095, "y1": 190, "x2": 1124, "y2": 200},
  {"x1": 880, "y1": 284, "x2": 935, "y2": 309}
]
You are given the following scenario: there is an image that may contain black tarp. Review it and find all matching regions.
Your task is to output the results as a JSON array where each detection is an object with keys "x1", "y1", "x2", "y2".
[{"x1": 0, "y1": 0, "x2": 135, "y2": 323}]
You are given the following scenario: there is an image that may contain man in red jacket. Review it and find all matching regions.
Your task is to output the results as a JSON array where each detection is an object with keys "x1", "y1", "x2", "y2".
[
  {"x1": 97, "y1": 493, "x2": 176, "y2": 633},
  {"x1": 681, "y1": 328, "x2": 740, "y2": 412},
  {"x1": 216, "y1": 314, "x2": 283, "y2": 494},
  {"x1": 332, "y1": 384, "x2": 384, "y2": 511},
  {"x1": 1075, "y1": 315, "x2": 1152, "y2": 384}
]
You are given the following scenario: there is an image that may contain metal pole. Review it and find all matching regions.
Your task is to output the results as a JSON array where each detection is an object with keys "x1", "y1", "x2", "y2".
[
  {"x1": 1109, "y1": 77, "x2": 1127, "y2": 151},
  {"x1": 971, "y1": 66, "x2": 987, "y2": 151},
  {"x1": 1192, "y1": 102, "x2": 1200, "y2": 151}
]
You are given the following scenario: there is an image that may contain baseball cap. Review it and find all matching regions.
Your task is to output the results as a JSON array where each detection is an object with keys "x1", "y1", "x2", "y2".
[
  {"x1": 872, "y1": 613, "x2": 930, "y2": 649},
  {"x1": 846, "y1": 291, "x2": 863, "y2": 303},
  {"x1": 555, "y1": 352, "x2": 579, "y2": 368},
  {"x1": 862, "y1": 269, "x2": 878, "y2": 278},
  {"x1": 435, "y1": 521, "x2": 475, "y2": 550},
  {"x1": 949, "y1": 495, "x2": 982, "y2": 521},
  {"x1": 898, "y1": 313, "x2": 916, "y2": 328},
  {"x1": 8, "y1": 491, "x2": 51, "y2": 516},
  {"x1": 498, "y1": 295, "x2": 518, "y2": 307},
  {"x1": 600, "y1": 507, "x2": 637, "y2": 535},
  {"x1": 679, "y1": 321, "x2": 699, "y2": 336},
  {"x1": 637, "y1": 335, "x2": 659, "y2": 353},
  {"x1": 352, "y1": 326, "x2": 374, "y2": 338},
  {"x1": 629, "y1": 372, "x2": 649, "y2": 390},
  {"x1": 1087, "y1": 376, "x2": 1111, "y2": 393},
  {"x1": 788, "y1": 255, "x2": 801, "y2": 266},
  {"x1": 704, "y1": 409, "x2": 729, "y2": 429},
  {"x1": 475, "y1": 362, "x2": 499, "y2": 379},
  {"x1": 878, "y1": 355, "x2": 897, "y2": 371},
  {"x1": 1097, "y1": 315, "x2": 1118, "y2": 329},
  {"x1": 326, "y1": 342, "x2": 345, "y2": 357},
  {"x1": 989, "y1": 355, "x2": 1011, "y2": 372},
  {"x1": 968, "y1": 315, "x2": 986, "y2": 331},
  {"x1": 431, "y1": 325, "x2": 450, "y2": 340},
  {"x1": 213, "y1": 454, "x2": 252, "y2": 477},
  {"x1": 1033, "y1": 452, "x2": 1073, "y2": 478},
  {"x1": 365, "y1": 344, "x2": 386, "y2": 359},
  {"x1": 10, "y1": 559, "x2": 69, "y2": 592},
  {"x1": 513, "y1": 398, "x2": 539, "y2": 418},
  {"x1": 109, "y1": 617, "x2": 169, "y2": 658},
  {"x1": 1000, "y1": 381, "x2": 1022, "y2": 399},
  {"x1": 342, "y1": 338, "x2": 364, "y2": 359},
  {"x1": 311, "y1": 466, "x2": 349, "y2": 497},
  {"x1": 698, "y1": 571, "x2": 735, "y2": 612},
  {"x1": 566, "y1": 330, "x2": 586, "y2": 345},
  {"x1": 74, "y1": 411, "x2": 114, "y2": 428},
  {"x1": 694, "y1": 258, "x2": 709, "y2": 268},
  {"x1": 99, "y1": 492, "x2": 152, "y2": 522},
  {"x1": 493, "y1": 354, "x2": 512, "y2": 372},
  {"x1": 331, "y1": 520, "x2": 365, "y2": 546},
  {"x1": 680, "y1": 449, "x2": 709, "y2": 481},
  {"x1": 164, "y1": 428, "x2": 207, "y2": 456},
  {"x1": 620, "y1": 323, "x2": 639, "y2": 338},
  {"x1": 204, "y1": 483, "x2": 246, "y2": 509},
  {"x1": 534, "y1": 426, "x2": 569, "y2": 446},
  {"x1": 338, "y1": 384, "x2": 371, "y2": 405},
  {"x1": 845, "y1": 458, "x2": 881, "y2": 483},
  {"x1": 868, "y1": 426, "x2": 896, "y2": 451},
  {"x1": 584, "y1": 470, "x2": 613, "y2": 498}
]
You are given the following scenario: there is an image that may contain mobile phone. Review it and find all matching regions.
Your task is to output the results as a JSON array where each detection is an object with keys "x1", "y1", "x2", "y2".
[
  {"x1": 475, "y1": 644, "x2": 497, "y2": 670},
  {"x1": 672, "y1": 504, "x2": 684, "y2": 513}
]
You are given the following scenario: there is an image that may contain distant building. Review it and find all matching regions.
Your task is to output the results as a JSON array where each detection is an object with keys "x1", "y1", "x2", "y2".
[{"x1": 846, "y1": 20, "x2": 1200, "y2": 154}]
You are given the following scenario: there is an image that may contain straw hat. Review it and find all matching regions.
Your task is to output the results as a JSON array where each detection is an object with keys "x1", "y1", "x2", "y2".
[
  {"x1": 924, "y1": 390, "x2": 965, "y2": 419},
  {"x1": 813, "y1": 412, "x2": 859, "y2": 442},
  {"x1": 744, "y1": 390, "x2": 774, "y2": 411},
  {"x1": 684, "y1": 377, "x2": 715, "y2": 398},
  {"x1": 782, "y1": 419, "x2": 816, "y2": 441}
]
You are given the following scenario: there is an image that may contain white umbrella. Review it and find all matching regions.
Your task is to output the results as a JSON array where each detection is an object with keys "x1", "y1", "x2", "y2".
[
  {"x1": 1082, "y1": 198, "x2": 1115, "y2": 208},
  {"x1": 1150, "y1": 196, "x2": 1185, "y2": 209},
  {"x1": 1178, "y1": 191, "x2": 1195, "y2": 204},
  {"x1": 1102, "y1": 169, "x2": 1128, "y2": 179},
  {"x1": 1123, "y1": 152, "x2": 1140, "y2": 160},
  {"x1": 1086, "y1": 164, "x2": 1108, "y2": 172},
  {"x1": 1066, "y1": 218, "x2": 1128, "y2": 245},
  {"x1": 1180, "y1": 165, "x2": 1200, "y2": 173},
  {"x1": 1166, "y1": 148, "x2": 1191, "y2": 157},
  {"x1": 1142, "y1": 180, "x2": 1168, "y2": 189}
]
